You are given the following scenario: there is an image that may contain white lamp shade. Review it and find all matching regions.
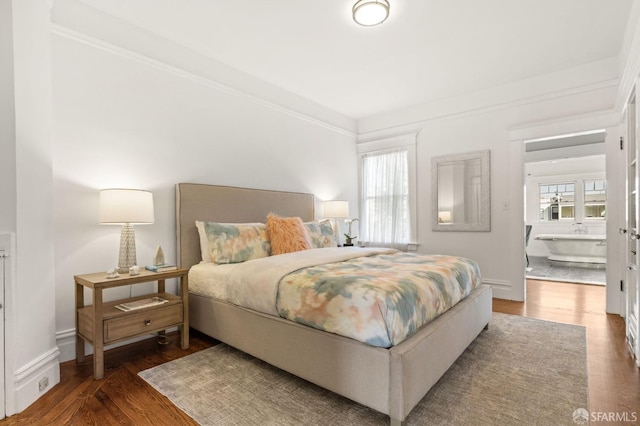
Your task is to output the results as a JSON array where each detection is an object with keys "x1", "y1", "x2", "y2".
[
  {"x1": 353, "y1": 0, "x2": 390, "y2": 26},
  {"x1": 438, "y1": 210, "x2": 452, "y2": 223},
  {"x1": 324, "y1": 200, "x2": 350, "y2": 218},
  {"x1": 99, "y1": 189, "x2": 155, "y2": 224}
]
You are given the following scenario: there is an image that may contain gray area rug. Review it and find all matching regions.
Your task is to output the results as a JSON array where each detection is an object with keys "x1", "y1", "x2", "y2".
[{"x1": 139, "y1": 313, "x2": 588, "y2": 425}]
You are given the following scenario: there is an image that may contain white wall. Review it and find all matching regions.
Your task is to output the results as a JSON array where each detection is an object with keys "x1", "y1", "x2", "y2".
[
  {"x1": 50, "y1": 3, "x2": 358, "y2": 362},
  {"x1": 358, "y1": 65, "x2": 620, "y2": 301},
  {"x1": 3, "y1": 0, "x2": 60, "y2": 415},
  {"x1": 0, "y1": 0, "x2": 17, "y2": 232}
]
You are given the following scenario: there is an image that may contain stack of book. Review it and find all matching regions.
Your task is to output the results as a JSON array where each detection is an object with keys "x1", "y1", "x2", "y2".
[
  {"x1": 145, "y1": 264, "x2": 177, "y2": 272},
  {"x1": 115, "y1": 296, "x2": 168, "y2": 312}
]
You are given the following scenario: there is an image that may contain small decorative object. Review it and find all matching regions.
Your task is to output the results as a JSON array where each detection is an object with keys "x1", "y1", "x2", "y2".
[
  {"x1": 344, "y1": 218, "x2": 359, "y2": 246},
  {"x1": 153, "y1": 245, "x2": 165, "y2": 266},
  {"x1": 106, "y1": 267, "x2": 120, "y2": 279},
  {"x1": 129, "y1": 265, "x2": 140, "y2": 276}
]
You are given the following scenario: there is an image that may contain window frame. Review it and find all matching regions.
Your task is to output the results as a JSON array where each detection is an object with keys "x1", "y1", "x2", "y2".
[
  {"x1": 357, "y1": 134, "x2": 417, "y2": 247},
  {"x1": 539, "y1": 182, "x2": 576, "y2": 221},
  {"x1": 536, "y1": 176, "x2": 606, "y2": 223},
  {"x1": 583, "y1": 179, "x2": 607, "y2": 220}
]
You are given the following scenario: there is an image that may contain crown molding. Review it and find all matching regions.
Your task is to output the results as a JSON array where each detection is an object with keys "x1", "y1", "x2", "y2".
[{"x1": 358, "y1": 77, "x2": 618, "y2": 141}]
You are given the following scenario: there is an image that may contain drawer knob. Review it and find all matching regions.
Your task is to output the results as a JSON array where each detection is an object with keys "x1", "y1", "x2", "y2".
[{"x1": 144, "y1": 319, "x2": 152, "y2": 326}]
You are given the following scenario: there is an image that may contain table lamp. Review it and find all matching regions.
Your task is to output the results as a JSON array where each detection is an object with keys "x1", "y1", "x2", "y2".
[
  {"x1": 438, "y1": 210, "x2": 452, "y2": 224},
  {"x1": 99, "y1": 189, "x2": 154, "y2": 274},
  {"x1": 324, "y1": 200, "x2": 349, "y2": 246}
]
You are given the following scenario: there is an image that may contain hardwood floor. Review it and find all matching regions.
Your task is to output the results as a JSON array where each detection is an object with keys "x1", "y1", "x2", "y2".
[
  {"x1": 1, "y1": 280, "x2": 638, "y2": 425},
  {"x1": 494, "y1": 279, "x2": 640, "y2": 420},
  {"x1": 0, "y1": 331, "x2": 216, "y2": 425}
]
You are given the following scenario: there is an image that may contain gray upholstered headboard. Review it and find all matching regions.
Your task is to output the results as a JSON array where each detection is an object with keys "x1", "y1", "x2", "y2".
[{"x1": 176, "y1": 183, "x2": 315, "y2": 269}]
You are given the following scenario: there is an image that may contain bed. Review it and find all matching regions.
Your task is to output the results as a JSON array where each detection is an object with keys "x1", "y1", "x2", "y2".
[{"x1": 176, "y1": 183, "x2": 492, "y2": 425}]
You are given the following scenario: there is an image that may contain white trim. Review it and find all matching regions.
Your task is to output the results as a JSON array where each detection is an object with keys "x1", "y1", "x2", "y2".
[
  {"x1": 12, "y1": 347, "x2": 60, "y2": 414},
  {"x1": 483, "y1": 279, "x2": 513, "y2": 301},
  {"x1": 55, "y1": 329, "x2": 76, "y2": 364},
  {"x1": 0, "y1": 234, "x2": 16, "y2": 417},
  {"x1": 483, "y1": 278, "x2": 511, "y2": 289},
  {"x1": 50, "y1": 24, "x2": 356, "y2": 138},
  {"x1": 356, "y1": 133, "x2": 417, "y2": 153},
  {"x1": 13, "y1": 347, "x2": 60, "y2": 383},
  {"x1": 509, "y1": 110, "x2": 620, "y2": 141},
  {"x1": 358, "y1": 79, "x2": 619, "y2": 140},
  {"x1": 523, "y1": 128, "x2": 606, "y2": 144},
  {"x1": 509, "y1": 112, "x2": 624, "y2": 310}
]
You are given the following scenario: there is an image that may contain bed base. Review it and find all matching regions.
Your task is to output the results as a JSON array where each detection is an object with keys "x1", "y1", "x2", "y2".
[{"x1": 190, "y1": 284, "x2": 492, "y2": 424}]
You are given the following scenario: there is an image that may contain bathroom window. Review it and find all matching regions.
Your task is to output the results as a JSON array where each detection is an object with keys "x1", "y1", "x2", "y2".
[
  {"x1": 584, "y1": 180, "x2": 606, "y2": 220},
  {"x1": 539, "y1": 183, "x2": 575, "y2": 221}
]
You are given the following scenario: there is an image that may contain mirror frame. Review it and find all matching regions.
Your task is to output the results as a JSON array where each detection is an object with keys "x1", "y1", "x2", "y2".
[{"x1": 431, "y1": 149, "x2": 491, "y2": 232}]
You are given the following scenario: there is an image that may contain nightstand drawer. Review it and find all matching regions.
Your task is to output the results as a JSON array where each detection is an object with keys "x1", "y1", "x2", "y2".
[{"x1": 105, "y1": 304, "x2": 183, "y2": 343}]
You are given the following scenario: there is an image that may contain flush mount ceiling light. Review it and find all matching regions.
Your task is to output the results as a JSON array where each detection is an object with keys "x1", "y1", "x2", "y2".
[{"x1": 353, "y1": 0, "x2": 390, "y2": 26}]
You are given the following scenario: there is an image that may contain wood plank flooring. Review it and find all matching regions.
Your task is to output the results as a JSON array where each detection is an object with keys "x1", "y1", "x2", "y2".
[
  {"x1": 494, "y1": 279, "x2": 640, "y2": 420},
  {"x1": 1, "y1": 279, "x2": 638, "y2": 425}
]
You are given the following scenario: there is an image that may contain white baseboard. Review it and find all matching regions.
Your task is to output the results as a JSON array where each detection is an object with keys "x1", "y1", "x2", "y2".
[
  {"x1": 9, "y1": 347, "x2": 60, "y2": 415},
  {"x1": 56, "y1": 329, "x2": 77, "y2": 364},
  {"x1": 483, "y1": 278, "x2": 520, "y2": 301}
]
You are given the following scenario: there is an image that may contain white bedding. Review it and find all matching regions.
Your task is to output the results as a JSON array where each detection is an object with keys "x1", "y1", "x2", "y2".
[
  {"x1": 188, "y1": 263, "x2": 239, "y2": 301},
  {"x1": 188, "y1": 247, "x2": 395, "y2": 315}
]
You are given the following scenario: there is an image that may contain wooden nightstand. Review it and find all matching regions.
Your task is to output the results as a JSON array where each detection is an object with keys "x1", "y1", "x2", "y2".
[{"x1": 75, "y1": 268, "x2": 189, "y2": 379}]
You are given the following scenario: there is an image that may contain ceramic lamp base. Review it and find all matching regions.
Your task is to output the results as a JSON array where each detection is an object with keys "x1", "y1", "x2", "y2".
[{"x1": 117, "y1": 223, "x2": 137, "y2": 274}]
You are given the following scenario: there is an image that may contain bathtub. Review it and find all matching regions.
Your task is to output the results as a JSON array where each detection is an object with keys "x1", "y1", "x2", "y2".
[{"x1": 535, "y1": 234, "x2": 606, "y2": 268}]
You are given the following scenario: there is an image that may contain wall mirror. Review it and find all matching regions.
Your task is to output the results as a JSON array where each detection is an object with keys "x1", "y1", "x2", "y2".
[{"x1": 431, "y1": 150, "x2": 491, "y2": 232}]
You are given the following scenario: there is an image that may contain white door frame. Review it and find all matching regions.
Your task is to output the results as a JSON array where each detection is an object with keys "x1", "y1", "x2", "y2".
[
  {"x1": 510, "y1": 110, "x2": 624, "y2": 314},
  {"x1": 0, "y1": 242, "x2": 5, "y2": 419},
  {"x1": 0, "y1": 234, "x2": 15, "y2": 419},
  {"x1": 624, "y1": 86, "x2": 640, "y2": 364}
]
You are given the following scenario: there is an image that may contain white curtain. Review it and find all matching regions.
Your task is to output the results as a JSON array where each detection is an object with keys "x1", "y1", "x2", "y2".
[{"x1": 361, "y1": 147, "x2": 409, "y2": 249}]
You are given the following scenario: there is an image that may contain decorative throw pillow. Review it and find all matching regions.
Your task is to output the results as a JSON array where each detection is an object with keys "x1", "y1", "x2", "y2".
[
  {"x1": 266, "y1": 214, "x2": 312, "y2": 255},
  {"x1": 196, "y1": 221, "x2": 271, "y2": 264},
  {"x1": 304, "y1": 221, "x2": 337, "y2": 248}
]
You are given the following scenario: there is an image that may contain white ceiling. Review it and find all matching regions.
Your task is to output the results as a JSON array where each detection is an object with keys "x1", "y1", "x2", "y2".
[{"x1": 80, "y1": 0, "x2": 634, "y2": 120}]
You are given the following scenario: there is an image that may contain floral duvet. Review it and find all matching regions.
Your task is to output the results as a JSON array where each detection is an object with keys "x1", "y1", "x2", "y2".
[{"x1": 225, "y1": 247, "x2": 481, "y2": 348}]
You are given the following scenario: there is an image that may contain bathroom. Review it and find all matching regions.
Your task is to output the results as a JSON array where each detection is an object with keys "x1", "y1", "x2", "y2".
[{"x1": 524, "y1": 131, "x2": 606, "y2": 285}]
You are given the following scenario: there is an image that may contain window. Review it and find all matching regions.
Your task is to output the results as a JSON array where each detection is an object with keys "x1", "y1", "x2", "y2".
[
  {"x1": 539, "y1": 183, "x2": 575, "y2": 221},
  {"x1": 361, "y1": 148, "x2": 409, "y2": 244},
  {"x1": 358, "y1": 135, "x2": 417, "y2": 248},
  {"x1": 537, "y1": 179, "x2": 606, "y2": 222},
  {"x1": 584, "y1": 179, "x2": 606, "y2": 219}
]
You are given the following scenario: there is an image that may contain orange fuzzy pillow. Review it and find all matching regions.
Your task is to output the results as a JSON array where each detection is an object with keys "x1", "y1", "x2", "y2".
[{"x1": 266, "y1": 214, "x2": 312, "y2": 255}]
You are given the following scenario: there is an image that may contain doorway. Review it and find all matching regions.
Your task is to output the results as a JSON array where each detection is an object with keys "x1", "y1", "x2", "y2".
[{"x1": 523, "y1": 130, "x2": 607, "y2": 286}]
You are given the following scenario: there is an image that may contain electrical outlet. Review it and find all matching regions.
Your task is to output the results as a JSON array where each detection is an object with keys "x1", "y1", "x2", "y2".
[{"x1": 38, "y1": 376, "x2": 49, "y2": 392}]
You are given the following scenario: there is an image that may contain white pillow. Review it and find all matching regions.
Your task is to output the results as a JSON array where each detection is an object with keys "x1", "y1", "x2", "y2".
[{"x1": 195, "y1": 221, "x2": 269, "y2": 263}]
